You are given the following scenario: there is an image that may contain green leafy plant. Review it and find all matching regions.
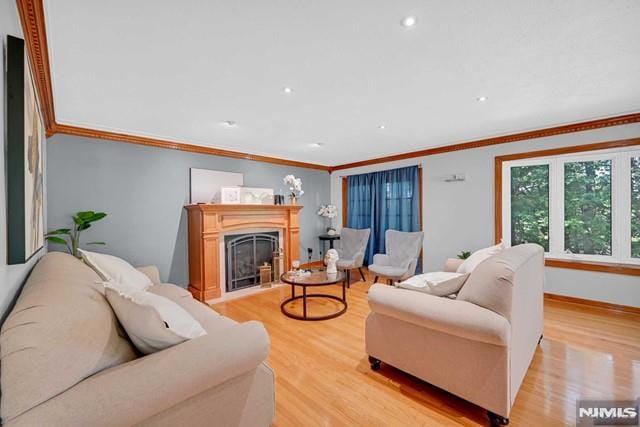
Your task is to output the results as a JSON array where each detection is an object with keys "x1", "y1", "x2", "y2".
[
  {"x1": 457, "y1": 251, "x2": 471, "y2": 260},
  {"x1": 46, "y1": 211, "x2": 107, "y2": 257}
]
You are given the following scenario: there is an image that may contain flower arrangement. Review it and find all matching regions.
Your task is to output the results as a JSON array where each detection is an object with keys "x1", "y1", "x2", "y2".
[
  {"x1": 317, "y1": 204, "x2": 338, "y2": 234},
  {"x1": 283, "y1": 175, "x2": 304, "y2": 202},
  {"x1": 317, "y1": 204, "x2": 338, "y2": 219}
]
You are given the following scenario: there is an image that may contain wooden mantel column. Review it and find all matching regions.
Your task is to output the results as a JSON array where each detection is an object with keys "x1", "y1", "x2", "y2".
[{"x1": 184, "y1": 204, "x2": 303, "y2": 302}]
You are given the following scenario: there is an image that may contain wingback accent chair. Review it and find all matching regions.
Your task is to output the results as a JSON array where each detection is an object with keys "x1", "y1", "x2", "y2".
[
  {"x1": 368, "y1": 230, "x2": 424, "y2": 285},
  {"x1": 336, "y1": 228, "x2": 371, "y2": 286}
]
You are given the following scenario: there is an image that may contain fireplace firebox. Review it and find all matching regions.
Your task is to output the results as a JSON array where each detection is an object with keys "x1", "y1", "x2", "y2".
[{"x1": 225, "y1": 232, "x2": 279, "y2": 292}]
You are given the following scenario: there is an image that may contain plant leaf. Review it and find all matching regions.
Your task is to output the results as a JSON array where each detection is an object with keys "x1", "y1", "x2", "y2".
[
  {"x1": 87, "y1": 212, "x2": 107, "y2": 223},
  {"x1": 46, "y1": 236, "x2": 68, "y2": 245},
  {"x1": 78, "y1": 223, "x2": 92, "y2": 231},
  {"x1": 77, "y1": 211, "x2": 96, "y2": 219},
  {"x1": 46, "y1": 228, "x2": 71, "y2": 236},
  {"x1": 86, "y1": 241, "x2": 106, "y2": 245}
]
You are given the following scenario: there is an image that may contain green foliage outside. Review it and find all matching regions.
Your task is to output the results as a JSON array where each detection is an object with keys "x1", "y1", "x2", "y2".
[
  {"x1": 632, "y1": 157, "x2": 640, "y2": 258},
  {"x1": 45, "y1": 211, "x2": 107, "y2": 257},
  {"x1": 510, "y1": 165, "x2": 549, "y2": 251},
  {"x1": 564, "y1": 160, "x2": 611, "y2": 255}
]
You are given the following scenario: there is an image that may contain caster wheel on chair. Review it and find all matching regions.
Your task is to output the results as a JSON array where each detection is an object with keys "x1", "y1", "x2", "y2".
[{"x1": 368, "y1": 356, "x2": 381, "y2": 371}]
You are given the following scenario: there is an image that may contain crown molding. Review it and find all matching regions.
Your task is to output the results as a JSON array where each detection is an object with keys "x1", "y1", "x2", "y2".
[
  {"x1": 17, "y1": 0, "x2": 640, "y2": 173},
  {"x1": 54, "y1": 124, "x2": 332, "y2": 171},
  {"x1": 329, "y1": 112, "x2": 640, "y2": 172}
]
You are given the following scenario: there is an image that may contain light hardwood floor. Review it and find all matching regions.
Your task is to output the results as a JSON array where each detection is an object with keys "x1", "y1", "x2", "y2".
[{"x1": 212, "y1": 271, "x2": 640, "y2": 426}]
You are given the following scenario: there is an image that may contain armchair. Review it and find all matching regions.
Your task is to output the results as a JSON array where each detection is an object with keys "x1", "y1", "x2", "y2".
[
  {"x1": 336, "y1": 228, "x2": 371, "y2": 286},
  {"x1": 368, "y1": 230, "x2": 424, "y2": 285}
]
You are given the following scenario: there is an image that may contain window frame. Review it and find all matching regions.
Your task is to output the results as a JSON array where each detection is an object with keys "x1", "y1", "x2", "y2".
[{"x1": 495, "y1": 139, "x2": 640, "y2": 276}]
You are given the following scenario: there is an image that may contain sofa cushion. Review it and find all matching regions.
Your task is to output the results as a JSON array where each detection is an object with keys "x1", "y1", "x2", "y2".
[
  {"x1": 0, "y1": 252, "x2": 137, "y2": 422},
  {"x1": 457, "y1": 244, "x2": 544, "y2": 319},
  {"x1": 104, "y1": 283, "x2": 206, "y2": 355},
  {"x1": 148, "y1": 283, "x2": 238, "y2": 335},
  {"x1": 79, "y1": 249, "x2": 152, "y2": 290}
]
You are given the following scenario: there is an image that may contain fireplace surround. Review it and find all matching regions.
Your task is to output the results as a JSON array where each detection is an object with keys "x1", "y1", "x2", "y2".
[{"x1": 185, "y1": 204, "x2": 302, "y2": 301}]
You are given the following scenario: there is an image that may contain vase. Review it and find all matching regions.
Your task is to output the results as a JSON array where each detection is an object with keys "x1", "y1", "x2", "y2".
[
  {"x1": 289, "y1": 196, "x2": 297, "y2": 205},
  {"x1": 327, "y1": 227, "x2": 336, "y2": 236}
]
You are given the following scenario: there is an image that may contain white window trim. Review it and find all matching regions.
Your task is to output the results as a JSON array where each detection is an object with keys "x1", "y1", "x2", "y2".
[{"x1": 501, "y1": 147, "x2": 640, "y2": 266}]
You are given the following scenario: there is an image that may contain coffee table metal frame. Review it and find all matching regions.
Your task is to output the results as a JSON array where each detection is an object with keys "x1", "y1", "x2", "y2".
[{"x1": 280, "y1": 270, "x2": 347, "y2": 321}]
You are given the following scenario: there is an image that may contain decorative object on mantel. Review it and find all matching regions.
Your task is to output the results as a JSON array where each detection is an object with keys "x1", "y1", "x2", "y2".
[
  {"x1": 259, "y1": 262, "x2": 272, "y2": 287},
  {"x1": 6, "y1": 36, "x2": 45, "y2": 265},
  {"x1": 283, "y1": 175, "x2": 304, "y2": 204},
  {"x1": 46, "y1": 211, "x2": 107, "y2": 258},
  {"x1": 317, "y1": 204, "x2": 338, "y2": 235},
  {"x1": 325, "y1": 249, "x2": 339, "y2": 274},
  {"x1": 220, "y1": 186, "x2": 274, "y2": 204}
]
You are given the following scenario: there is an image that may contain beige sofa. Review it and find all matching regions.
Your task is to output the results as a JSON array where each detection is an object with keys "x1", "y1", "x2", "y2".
[
  {"x1": 366, "y1": 244, "x2": 544, "y2": 425},
  {"x1": 0, "y1": 252, "x2": 275, "y2": 426}
]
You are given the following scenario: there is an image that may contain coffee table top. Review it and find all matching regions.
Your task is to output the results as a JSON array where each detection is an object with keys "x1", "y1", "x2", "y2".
[{"x1": 280, "y1": 269, "x2": 345, "y2": 286}]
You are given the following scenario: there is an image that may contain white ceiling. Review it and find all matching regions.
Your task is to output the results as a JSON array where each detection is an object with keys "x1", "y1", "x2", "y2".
[{"x1": 44, "y1": 0, "x2": 640, "y2": 166}]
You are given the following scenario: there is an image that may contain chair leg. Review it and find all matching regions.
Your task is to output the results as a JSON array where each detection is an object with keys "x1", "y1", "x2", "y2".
[
  {"x1": 346, "y1": 270, "x2": 351, "y2": 288},
  {"x1": 358, "y1": 267, "x2": 366, "y2": 282},
  {"x1": 373, "y1": 276, "x2": 379, "y2": 283},
  {"x1": 488, "y1": 411, "x2": 509, "y2": 426}
]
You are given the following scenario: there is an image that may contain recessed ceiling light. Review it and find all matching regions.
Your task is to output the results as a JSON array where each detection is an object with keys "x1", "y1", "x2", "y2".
[
  {"x1": 310, "y1": 142, "x2": 325, "y2": 148},
  {"x1": 476, "y1": 96, "x2": 488, "y2": 102},
  {"x1": 378, "y1": 124, "x2": 386, "y2": 130},
  {"x1": 222, "y1": 120, "x2": 237, "y2": 127},
  {"x1": 283, "y1": 87, "x2": 293, "y2": 94},
  {"x1": 401, "y1": 16, "x2": 417, "y2": 27}
]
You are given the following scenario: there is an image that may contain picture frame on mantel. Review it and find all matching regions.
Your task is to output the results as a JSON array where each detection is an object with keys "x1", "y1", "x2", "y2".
[{"x1": 6, "y1": 35, "x2": 45, "y2": 264}]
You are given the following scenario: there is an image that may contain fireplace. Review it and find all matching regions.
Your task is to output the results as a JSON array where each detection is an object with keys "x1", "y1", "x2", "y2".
[{"x1": 225, "y1": 232, "x2": 279, "y2": 292}]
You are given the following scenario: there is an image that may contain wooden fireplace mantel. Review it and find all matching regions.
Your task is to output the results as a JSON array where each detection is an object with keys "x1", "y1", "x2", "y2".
[{"x1": 185, "y1": 204, "x2": 303, "y2": 301}]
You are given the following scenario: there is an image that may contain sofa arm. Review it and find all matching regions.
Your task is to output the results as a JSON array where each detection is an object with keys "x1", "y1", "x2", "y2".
[
  {"x1": 9, "y1": 321, "x2": 270, "y2": 427},
  {"x1": 137, "y1": 265, "x2": 161, "y2": 285},
  {"x1": 367, "y1": 284, "x2": 509, "y2": 346},
  {"x1": 443, "y1": 258, "x2": 464, "y2": 272}
]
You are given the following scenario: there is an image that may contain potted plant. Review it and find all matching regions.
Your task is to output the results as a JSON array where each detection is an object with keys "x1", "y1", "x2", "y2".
[
  {"x1": 317, "y1": 204, "x2": 338, "y2": 235},
  {"x1": 457, "y1": 250, "x2": 471, "y2": 260},
  {"x1": 283, "y1": 175, "x2": 304, "y2": 204},
  {"x1": 45, "y1": 210, "x2": 107, "y2": 258}
]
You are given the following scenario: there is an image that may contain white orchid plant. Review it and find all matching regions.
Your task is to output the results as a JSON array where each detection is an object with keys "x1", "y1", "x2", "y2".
[
  {"x1": 283, "y1": 174, "x2": 304, "y2": 199},
  {"x1": 317, "y1": 204, "x2": 338, "y2": 219}
]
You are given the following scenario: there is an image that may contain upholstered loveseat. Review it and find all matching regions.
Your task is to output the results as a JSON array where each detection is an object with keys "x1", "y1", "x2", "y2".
[
  {"x1": 0, "y1": 252, "x2": 275, "y2": 426},
  {"x1": 366, "y1": 244, "x2": 544, "y2": 425}
]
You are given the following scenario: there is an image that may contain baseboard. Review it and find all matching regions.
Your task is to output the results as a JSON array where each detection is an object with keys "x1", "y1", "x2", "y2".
[{"x1": 544, "y1": 293, "x2": 640, "y2": 315}]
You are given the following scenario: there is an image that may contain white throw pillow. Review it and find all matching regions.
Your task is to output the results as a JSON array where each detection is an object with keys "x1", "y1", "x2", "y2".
[
  {"x1": 104, "y1": 281, "x2": 207, "y2": 355},
  {"x1": 396, "y1": 271, "x2": 470, "y2": 297},
  {"x1": 79, "y1": 249, "x2": 152, "y2": 290},
  {"x1": 456, "y1": 242, "x2": 506, "y2": 274}
]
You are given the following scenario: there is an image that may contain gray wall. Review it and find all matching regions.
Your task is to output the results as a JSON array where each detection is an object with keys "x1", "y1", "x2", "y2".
[
  {"x1": 47, "y1": 134, "x2": 331, "y2": 286},
  {"x1": 0, "y1": 0, "x2": 46, "y2": 321},
  {"x1": 331, "y1": 122, "x2": 640, "y2": 307}
]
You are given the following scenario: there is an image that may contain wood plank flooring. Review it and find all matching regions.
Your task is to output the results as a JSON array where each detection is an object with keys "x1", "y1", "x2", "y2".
[{"x1": 212, "y1": 271, "x2": 640, "y2": 426}]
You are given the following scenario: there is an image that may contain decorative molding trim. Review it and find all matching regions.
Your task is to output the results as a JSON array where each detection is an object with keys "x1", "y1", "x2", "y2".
[
  {"x1": 16, "y1": 0, "x2": 56, "y2": 133},
  {"x1": 329, "y1": 113, "x2": 640, "y2": 172},
  {"x1": 494, "y1": 137, "x2": 640, "y2": 276},
  {"x1": 54, "y1": 123, "x2": 331, "y2": 171},
  {"x1": 545, "y1": 293, "x2": 640, "y2": 315}
]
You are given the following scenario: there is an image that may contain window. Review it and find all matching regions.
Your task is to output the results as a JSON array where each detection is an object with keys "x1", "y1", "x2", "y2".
[{"x1": 501, "y1": 148, "x2": 640, "y2": 265}]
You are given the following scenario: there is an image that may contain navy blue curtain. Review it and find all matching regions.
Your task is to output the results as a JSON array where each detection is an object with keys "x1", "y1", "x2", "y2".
[{"x1": 346, "y1": 165, "x2": 421, "y2": 272}]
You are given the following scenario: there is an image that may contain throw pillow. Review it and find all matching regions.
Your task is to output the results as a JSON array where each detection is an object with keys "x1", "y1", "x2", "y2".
[
  {"x1": 79, "y1": 249, "x2": 152, "y2": 290},
  {"x1": 103, "y1": 281, "x2": 207, "y2": 354},
  {"x1": 456, "y1": 241, "x2": 505, "y2": 274},
  {"x1": 396, "y1": 271, "x2": 470, "y2": 297}
]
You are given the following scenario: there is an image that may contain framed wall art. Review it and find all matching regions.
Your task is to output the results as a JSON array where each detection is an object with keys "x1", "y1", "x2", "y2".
[{"x1": 6, "y1": 35, "x2": 45, "y2": 264}]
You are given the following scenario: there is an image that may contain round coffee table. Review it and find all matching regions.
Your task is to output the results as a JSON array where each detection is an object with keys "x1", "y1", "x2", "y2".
[{"x1": 280, "y1": 270, "x2": 347, "y2": 321}]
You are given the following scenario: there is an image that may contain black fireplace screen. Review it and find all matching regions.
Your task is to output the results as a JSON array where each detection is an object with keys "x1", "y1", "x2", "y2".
[{"x1": 225, "y1": 232, "x2": 278, "y2": 292}]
